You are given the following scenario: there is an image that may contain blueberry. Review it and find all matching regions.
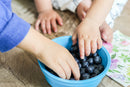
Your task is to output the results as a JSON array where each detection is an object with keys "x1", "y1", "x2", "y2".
[
  {"x1": 87, "y1": 58, "x2": 94, "y2": 65},
  {"x1": 75, "y1": 57, "x2": 80, "y2": 63},
  {"x1": 98, "y1": 65, "x2": 104, "y2": 72},
  {"x1": 81, "y1": 73, "x2": 90, "y2": 80},
  {"x1": 89, "y1": 53, "x2": 93, "y2": 57},
  {"x1": 82, "y1": 61, "x2": 89, "y2": 68},
  {"x1": 94, "y1": 56, "x2": 102, "y2": 64},
  {"x1": 93, "y1": 53, "x2": 98, "y2": 57},
  {"x1": 86, "y1": 65, "x2": 95, "y2": 74},
  {"x1": 91, "y1": 74, "x2": 97, "y2": 78},
  {"x1": 93, "y1": 68, "x2": 100, "y2": 75},
  {"x1": 70, "y1": 44, "x2": 79, "y2": 52},
  {"x1": 70, "y1": 78, "x2": 75, "y2": 80},
  {"x1": 45, "y1": 66, "x2": 58, "y2": 76},
  {"x1": 76, "y1": 52, "x2": 80, "y2": 57},
  {"x1": 71, "y1": 53, "x2": 77, "y2": 58},
  {"x1": 85, "y1": 56, "x2": 88, "y2": 60},
  {"x1": 80, "y1": 58, "x2": 86, "y2": 63},
  {"x1": 80, "y1": 68, "x2": 86, "y2": 74},
  {"x1": 78, "y1": 63, "x2": 82, "y2": 69},
  {"x1": 93, "y1": 64, "x2": 98, "y2": 69}
]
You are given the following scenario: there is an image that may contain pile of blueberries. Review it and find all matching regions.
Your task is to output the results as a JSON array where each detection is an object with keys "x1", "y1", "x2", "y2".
[
  {"x1": 45, "y1": 44, "x2": 104, "y2": 80},
  {"x1": 69, "y1": 44, "x2": 104, "y2": 80}
]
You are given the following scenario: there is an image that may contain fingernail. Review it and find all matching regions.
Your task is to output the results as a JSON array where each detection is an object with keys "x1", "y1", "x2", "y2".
[
  {"x1": 61, "y1": 22, "x2": 63, "y2": 25},
  {"x1": 103, "y1": 34, "x2": 107, "y2": 39},
  {"x1": 81, "y1": 55, "x2": 84, "y2": 59},
  {"x1": 43, "y1": 31, "x2": 46, "y2": 34},
  {"x1": 55, "y1": 29, "x2": 57, "y2": 32}
]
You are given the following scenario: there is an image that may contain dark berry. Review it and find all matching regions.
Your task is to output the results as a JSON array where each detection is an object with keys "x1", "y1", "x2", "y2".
[
  {"x1": 82, "y1": 61, "x2": 89, "y2": 68},
  {"x1": 93, "y1": 64, "x2": 98, "y2": 69},
  {"x1": 80, "y1": 58, "x2": 86, "y2": 63},
  {"x1": 75, "y1": 57, "x2": 80, "y2": 63},
  {"x1": 70, "y1": 44, "x2": 79, "y2": 52},
  {"x1": 89, "y1": 53, "x2": 93, "y2": 57},
  {"x1": 98, "y1": 65, "x2": 104, "y2": 72},
  {"x1": 93, "y1": 53, "x2": 98, "y2": 57},
  {"x1": 91, "y1": 74, "x2": 97, "y2": 78},
  {"x1": 80, "y1": 68, "x2": 86, "y2": 74},
  {"x1": 78, "y1": 63, "x2": 82, "y2": 69},
  {"x1": 85, "y1": 56, "x2": 88, "y2": 60},
  {"x1": 71, "y1": 53, "x2": 77, "y2": 58},
  {"x1": 93, "y1": 68, "x2": 100, "y2": 75},
  {"x1": 94, "y1": 56, "x2": 102, "y2": 64},
  {"x1": 86, "y1": 65, "x2": 95, "y2": 74},
  {"x1": 81, "y1": 73, "x2": 90, "y2": 80},
  {"x1": 45, "y1": 66, "x2": 58, "y2": 76},
  {"x1": 87, "y1": 58, "x2": 94, "y2": 65},
  {"x1": 70, "y1": 78, "x2": 75, "y2": 80}
]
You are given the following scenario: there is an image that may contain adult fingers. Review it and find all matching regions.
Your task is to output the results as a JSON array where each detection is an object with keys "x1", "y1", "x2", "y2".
[
  {"x1": 51, "y1": 64, "x2": 66, "y2": 79},
  {"x1": 67, "y1": 57, "x2": 80, "y2": 80},
  {"x1": 58, "y1": 60, "x2": 71, "y2": 79}
]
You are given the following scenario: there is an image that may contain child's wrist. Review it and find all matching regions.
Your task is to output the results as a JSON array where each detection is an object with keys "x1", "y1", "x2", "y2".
[
  {"x1": 83, "y1": 17, "x2": 101, "y2": 27},
  {"x1": 38, "y1": 7, "x2": 53, "y2": 14}
]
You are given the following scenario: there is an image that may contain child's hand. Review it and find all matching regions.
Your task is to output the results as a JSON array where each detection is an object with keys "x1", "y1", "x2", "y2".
[
  {"x1": 72, "y1": 19, "x2": 102, "y2": 58},
  {"x1": 35, "y1": 10, "x2": 63, "y2": 34}
]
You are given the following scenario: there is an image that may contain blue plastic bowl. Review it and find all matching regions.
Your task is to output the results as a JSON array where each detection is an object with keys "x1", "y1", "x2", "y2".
[{"x1": 38, "y1": 36, "x2": 111, "y2": 87}]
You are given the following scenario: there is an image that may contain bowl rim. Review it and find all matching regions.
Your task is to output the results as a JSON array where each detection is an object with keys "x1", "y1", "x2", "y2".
[{"x1": 38, "y1": 36, "x2": 111, "y2": 84}]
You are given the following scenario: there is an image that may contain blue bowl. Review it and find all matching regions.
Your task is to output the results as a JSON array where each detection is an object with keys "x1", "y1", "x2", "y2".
[{"x1": 38, "y1": 36, "x2": 111, "y2": 87}]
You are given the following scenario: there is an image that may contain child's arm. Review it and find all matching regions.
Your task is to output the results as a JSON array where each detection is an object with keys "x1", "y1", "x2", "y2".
[
  {"x1": 72, "y1": 0, "x2": 114, "y2": 58},
  {"x1": 17, "y1": 27, "x2": 80, "y2": 80},
  {"x1": 34, "y1": 0, "x2": 63, "y2": 34}
]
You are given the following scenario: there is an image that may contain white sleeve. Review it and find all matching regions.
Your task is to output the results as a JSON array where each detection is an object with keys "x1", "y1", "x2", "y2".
[
  {"x1": 51, "y1": 0, "x2": 83, "y2": 13},
  {"x1": 105, "y1": 0, "x2": 128, "y2": 28}
]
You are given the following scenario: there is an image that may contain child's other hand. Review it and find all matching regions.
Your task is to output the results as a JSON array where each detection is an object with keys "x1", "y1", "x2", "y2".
[
  {"x1": 77, "y1": 0, "x2": 92, "y2": 21},
  {"x1": 72, "y1": 19, "x2": 102, "y2": 58},
  {"x1": 35, "y1": 10, "x2": 63, "y2": 34}
]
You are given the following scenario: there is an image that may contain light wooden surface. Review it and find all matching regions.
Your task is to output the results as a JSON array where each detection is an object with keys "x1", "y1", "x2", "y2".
[{"x1": 0, "y1": 0, "x2": 130, "y2": 87}]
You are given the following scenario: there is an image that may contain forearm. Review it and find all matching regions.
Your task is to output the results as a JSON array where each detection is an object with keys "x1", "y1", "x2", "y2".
[
  {"x1": 84, "y1": 0, "x2": 114, "y2": 26},
  {"x1": 34, "y1": 0, "x2": 52, "y2": 13},
  {"x1": 17, "y1": 27, "x2": 52, "y2": 59}
]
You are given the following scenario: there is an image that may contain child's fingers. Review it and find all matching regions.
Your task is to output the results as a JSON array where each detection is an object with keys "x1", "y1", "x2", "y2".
[
  {"x1": 46, "y1": 20, "x2": 51, "y2": 34},
  {"x1": 85, "y1": 39, "x2": 90, "y2": 56},
  {"x1": 72, "y1": 32, "x2": 77, "y2": 45},
  {"x1": 41, "y1": 21, "x2": 46, "y2": 34},
  {"x1": 51, "y1": 19, "x2": 57, "y2": 32},
  {"x1": 91, "y1": 40, "x2": 97, "y2": 54},
  {"x1": 97, "y1": 38, "x2": 102, "y2": 49},
  {"x1": 59, "y1": 60, "x2": 71, "y2": 79},
  {"x1": 51, "y1": 64, "x2": 66, "y2": 79},
  {"x1": 67, "y1": 57, "x2": 80, "y2": 80},
  {"x1": 81, "y1": 11, "x2": 86, "y2": 20},
  {"x1": 56, "y1": 15, "x2": 63, "y2": 26},
  {"x1": 35, "y1": 19, "x2": 40, "y2": 30},
  {"x1": 78, "y1": 38, "x2": 85, "y2": 59}
]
